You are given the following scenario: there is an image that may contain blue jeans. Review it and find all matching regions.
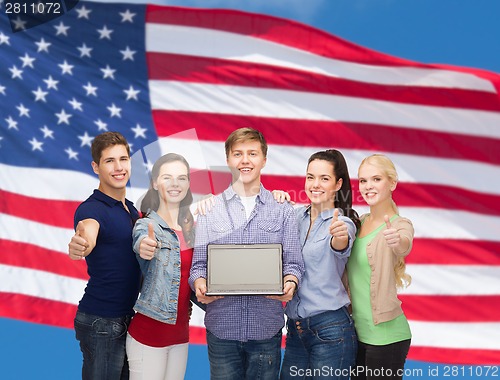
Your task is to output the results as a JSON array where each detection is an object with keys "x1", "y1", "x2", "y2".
[
  {"x1": 206, "y1": 329, "x2": 282, "y2": 380},
  {"x1": 74, "y1": 310, "x2": 132, "y2": 380},
  {"x1": 280, "y1": 308, "x2": 357, "y2": 380}
]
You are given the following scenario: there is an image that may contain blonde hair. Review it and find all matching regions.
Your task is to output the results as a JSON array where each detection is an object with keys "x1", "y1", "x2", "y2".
[{"x1": 359, "y1": 154, "x2": 411, "y2": 288}]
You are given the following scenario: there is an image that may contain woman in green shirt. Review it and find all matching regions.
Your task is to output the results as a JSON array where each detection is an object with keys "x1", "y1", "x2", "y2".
[{"x1": 348, "y1": 154, "x2": 414, "y2": 380}]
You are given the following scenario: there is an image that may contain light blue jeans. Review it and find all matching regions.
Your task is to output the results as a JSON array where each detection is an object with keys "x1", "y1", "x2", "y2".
[
  {"x1": 206, "y1": 329, "x2": 282, "y2": 380},
  {"x1": 74, "y1": 310, "x2": 132, "y2": 380},
  {"x1": 280, "y1": 308, "x2": 357, "y2": 380}
]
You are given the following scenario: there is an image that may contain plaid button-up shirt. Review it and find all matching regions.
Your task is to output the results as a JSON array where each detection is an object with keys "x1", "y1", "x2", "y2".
[{"x1": 189, "y1": 185, "x2": 304, "y2": 341}]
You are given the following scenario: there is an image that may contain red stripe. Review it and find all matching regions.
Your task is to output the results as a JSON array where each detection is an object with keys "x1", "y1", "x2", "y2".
[
  {"x1": 407, "y1": 239, "x2": 500, "y2": 265},
  {"x1": 409, "y1": 346, "x2": 500, "y2": 365},
  {"x1": 0, "y1": 292, "x2": 77, "y2": 329},
  {"x1": 401, "y1": 295, "x2": 500, "y2": 322},
  {"x1": 0, "y1": 189, "x2": 78, "y2": 229},
  {"x1": 148, "y1": 52, "x2": 500, "y2": 112},
  {"x1": 153, "y1": 111, "x2": 500, "y2": 165},
  {"x1": 145, "y1": 5, "x2": 462, "y2": 70},
  {"x1": 0, "y1": 240, "x2": 88, "y2": 280}
]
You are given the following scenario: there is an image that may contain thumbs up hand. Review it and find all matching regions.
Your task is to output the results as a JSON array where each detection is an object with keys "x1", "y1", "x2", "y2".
[
  {"x1": 68, "y1": 221, "x2": 89, "y2": 260},
  {"x1": 329, "y1": 209, "x2": 349, "y2": 250},
  {"x1": 139, "y1": 223, "x2": 158, "y2": 260},
  {"x1": 383, "y1": 215, "x2": 400, "y2": 248}
]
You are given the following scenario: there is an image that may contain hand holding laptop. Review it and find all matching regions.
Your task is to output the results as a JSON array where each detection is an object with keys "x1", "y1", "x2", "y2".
[
  {"x1": 193, "y1": 278, "x2": 224, "y2": 305},
  {"x1": 266, "y1": 274, "x2": 298, "y2": 303}
]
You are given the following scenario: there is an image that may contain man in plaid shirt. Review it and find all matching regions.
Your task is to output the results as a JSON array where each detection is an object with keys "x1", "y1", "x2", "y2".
[{"x1": 189, "y1": 127, "x2": 304, "y2": 380}]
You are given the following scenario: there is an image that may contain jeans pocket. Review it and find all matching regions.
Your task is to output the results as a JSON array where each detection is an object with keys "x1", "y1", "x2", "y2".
[{"x1": 315, "y1": 322, "x2": 344, "y2": 344}]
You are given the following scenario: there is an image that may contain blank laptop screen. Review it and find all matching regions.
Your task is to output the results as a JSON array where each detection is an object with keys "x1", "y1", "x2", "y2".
[{"x1": 206, "y1": 244, "x2": 283, "y2": 296}]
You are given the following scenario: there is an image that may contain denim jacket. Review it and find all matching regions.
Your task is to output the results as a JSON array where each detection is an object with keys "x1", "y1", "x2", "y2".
[{"x1": 132, "y1": 211, "x2": 181, "y2": 324}]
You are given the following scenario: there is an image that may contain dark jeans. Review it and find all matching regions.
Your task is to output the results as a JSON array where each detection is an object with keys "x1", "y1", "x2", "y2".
[
  {"x1": 206, "y1": 329, "x2": 282, "y2": 380},
  {"x1": 280, "y1": 308, "x2": 357, "y2": 380},
  {"x1": 74, "y1": 310, "x2": 132, "y2": 380},
  {"x1": 352, "y1": 339, "x2": 411, "y2": 380}
]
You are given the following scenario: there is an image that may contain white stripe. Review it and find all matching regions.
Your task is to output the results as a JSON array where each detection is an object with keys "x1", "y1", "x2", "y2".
[
  {"x1": 0, "y1": 213, "x2": 73, "y2": 253},
  {"x1": 3, "y1": 141, "x2": 500, "y2": 201},
  {"x1": 140, "y1": 138, "x2": 500, "y2": 196},
  {"x1": 401, "y1": 265, "x2": 500, "y2": 296},
  {"x1": 409, "y1": 320, "x2": 500, "y2": 350},
  {"x1": 149, "y1": 81, "x2": 500, "y2": 139},
  {"x1": 146, "y1": 24, "x2": 495, "y2": 92},
  {"x1": 0, "y1": 264, "x2": 85, "y2": 304},
  {"x1": 0, "y1": 163, "x2": 97, "y2": 201}
]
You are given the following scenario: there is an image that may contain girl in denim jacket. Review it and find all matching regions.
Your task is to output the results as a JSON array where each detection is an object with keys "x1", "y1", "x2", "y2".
[{"x1": 126, "y1": 153, "x2": 195, "y2": 380}]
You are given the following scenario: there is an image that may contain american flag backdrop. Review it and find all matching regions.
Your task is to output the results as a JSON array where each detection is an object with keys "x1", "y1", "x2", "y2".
[{"x1": 1, "y1": 0, "x2": 499, "y2": 368}]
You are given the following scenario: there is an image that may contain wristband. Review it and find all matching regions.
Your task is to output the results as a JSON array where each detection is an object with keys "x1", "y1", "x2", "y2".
[{"x1": 285, "y1": 279, "x2": 298, "y2": 295}]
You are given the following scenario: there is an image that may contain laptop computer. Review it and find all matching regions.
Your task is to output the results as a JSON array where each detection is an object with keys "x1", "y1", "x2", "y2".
[{"x1": 205, "y1": 243, "x2": 284, "y2": 296}]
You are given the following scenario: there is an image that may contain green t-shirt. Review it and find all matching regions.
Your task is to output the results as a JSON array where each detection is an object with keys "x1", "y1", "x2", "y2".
[{"x1": 347, "y1": 217, "x2": 411, "y2": 345}]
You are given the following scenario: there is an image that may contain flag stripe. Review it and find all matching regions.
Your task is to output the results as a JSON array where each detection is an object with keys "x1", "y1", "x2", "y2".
[
  {"x1": 145, "y1": 11, "x2": 496, "y2": 92},
  {"x1": 153, "y1": 110, "x2": 500, "y2": 165},
  {"x1": 0, "y1": 240, "x2": 88, "y2": 279},
  {"x1": 148, "y1": 52, "x2": 500, "y2": 112},
  {"x1": 149, "y1": 81, "x2": 500, "y2": 139},
  {"x1": 0, "y1": 264, "x2": 85, "y2": 304},
  {"x1": 409, "y1": 320, "x2": 500, "y2": 350},
  {"x1": 0, "y1": 293, "x2": 77, "y2": 329},
  {"x1": 401, "y1": 265, "x2": 500, "y2": 296},
  {"x1": 408, "y1": 346, "x2": 500, "y2": 365},
  {"x1": 0, "y1": 190, "x2": 79, "y2": 229},
  {"x1": 401, "y1": 295, "x2": 500, "y2": 322}
]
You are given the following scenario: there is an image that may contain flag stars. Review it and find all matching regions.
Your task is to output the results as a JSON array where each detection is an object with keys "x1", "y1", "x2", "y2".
[
  {"x1": 40, "y1": 126, "x2": 54, "y2": 139},
  {"x1": 107, "y1": 103, "x2": 122, "y2": 117},
  {"x1": 33, "y1": 87, "x2": 49, "y2": 102},
  {"x1": 6, "y1": 116, "x2": 18, "y2": 130},
  {"x1": 55, "y1": 109, "x2": 72, "y2": 125},
  {"x1": 12, "y1": 16, "x2": 27, "y2": 31},
  {"x1": 120, "y1": 46, "x2": 136, "y2": 61},
  {"x1": 120, "y1": 9, "x2": 136, "y2": 22},
  {"x1": 0, "y1": 32, "x2": 10, "y2": 45},
  {"x1": 65, "y1": 147, "x2": 79, "y2": 160},
  {"x1": 78, "y1": 132, "x2": 94, "y2": 147},
  {"x1": 100, "y1": 65, "x2": 116, "y2": 79},
  {"x1": 132, "y1": 124, "x2": 147, "y2": 138},
  {"x1": 83, "y1": 82, "x2": 98, "y2": 96},
  {"x1": 54, "y1": 22, "x2": 70, "y2": 36},
  {"x1": 97, "y1": 25, "x2": 113, "y2": 40},
  {"x1": 29, "y1": 137, "x2": 44, "y2": 152},
  {"x1": 0, "y1": 136, "x2": 3, "y2": 148},
  {"x1": 68, "y1": 98, "x2": 83, "y2": 111},
  {"x1": 77, "y1": 43, "x2": 92, "y2": 58},
  {"x1": 19, "y1": 53, "x2": 35, "y2": 68},
  {"x1": 0, "y1": 84, "x2": 6, "y2": 95},
  {"x1": 76, "y1": 5, "x2": 92, "y2": 19},
  {"x1": 35, "y1": 38, "x2": 51, "y2": 53},
  {"x1": 17, "y1": 104, "x2": 30, "y2": 117},
  {"x1": 58, "y1": 60, "x2": 74, "y2": 75},
  {"x1": 9, "y1": 65, "x2": 23, "y2": 79},
  {"x1": 94, "y1": 119, "x2": 108, "y2": 131},
  {"x1": 44, "y1": 75, "x2": 59, "y2": 90},
  {"x1": 124, "y1": 85, "x2": 140, "y2": 100}
]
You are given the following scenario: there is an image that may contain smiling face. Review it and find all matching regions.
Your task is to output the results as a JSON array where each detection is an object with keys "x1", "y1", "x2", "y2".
[
  {"x1": 358, "y1": 162, "x2": 396, "y2": 207},
  {"x1": 154, "y1": 160, "x2": 190, "y2": 206},
  {"x1": 92, "y1": 144, "x2": 131, "y2": 195},
  {"x1": 226, "y1": 140, "x2": 266, "y2": 193},
  {"x1": 305, "y1": 159, "x2": 342, "y2": 209}
]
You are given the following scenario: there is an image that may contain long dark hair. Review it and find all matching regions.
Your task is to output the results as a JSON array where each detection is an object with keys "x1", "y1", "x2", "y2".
[
  {"x1": 140, "y1": 153, "x2": 195, "y2": 247},
  {"x1": 308, "y1": 149, "x2": 361, "y2": 230}
]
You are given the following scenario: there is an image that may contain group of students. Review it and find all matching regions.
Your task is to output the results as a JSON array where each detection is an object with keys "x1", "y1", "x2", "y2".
[{"x1": 68, "y1": 128, "x2": 414, "y2": 380}]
